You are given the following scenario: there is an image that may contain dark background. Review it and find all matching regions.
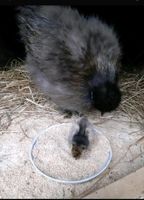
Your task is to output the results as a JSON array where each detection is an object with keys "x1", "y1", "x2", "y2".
[{"x1": 0, "y1": 5, "x2": 144, "y2": 72}]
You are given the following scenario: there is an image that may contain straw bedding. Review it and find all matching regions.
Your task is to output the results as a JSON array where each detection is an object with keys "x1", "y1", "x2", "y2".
[
  {"x1": 0, "y1": 61, "x2": 144, "y2": 130},
  {"x1": 119, "y1": 71, "x2": 144, "y2": 125}
]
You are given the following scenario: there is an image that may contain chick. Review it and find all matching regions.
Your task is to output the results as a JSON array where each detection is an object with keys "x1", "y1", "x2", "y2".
[{"x1": 71, "y1": 117, "x2": 90, "y2": 159}]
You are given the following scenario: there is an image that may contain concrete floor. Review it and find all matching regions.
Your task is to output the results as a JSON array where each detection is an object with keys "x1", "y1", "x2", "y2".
[{"x1": 84, "y1": 166, "x2": 144, "y2": 199}]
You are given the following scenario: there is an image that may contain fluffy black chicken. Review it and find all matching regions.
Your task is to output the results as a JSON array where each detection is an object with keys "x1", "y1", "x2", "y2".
[{"x1": 17, "y1": 5, "x2": 121, "y2": 114}]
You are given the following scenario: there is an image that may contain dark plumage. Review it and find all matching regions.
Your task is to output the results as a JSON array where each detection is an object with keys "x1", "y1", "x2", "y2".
[
  {"x1": 17, "y1": 5, "x2": 121, "y2": 114},
  {"x1": 71, "y1": 117, "x2": 90, "y2": 159}
]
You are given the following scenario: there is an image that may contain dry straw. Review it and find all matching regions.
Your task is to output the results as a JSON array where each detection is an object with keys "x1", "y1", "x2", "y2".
[
  {"x1": 119, "y1": 70, "x2": 144, "y2": 126},
  {"x1": 0, "y1": 59, "x2": 58, "y2": 132},
  {"x1": 0, "y1": 60, "x2": 144, "y2": 131}
]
